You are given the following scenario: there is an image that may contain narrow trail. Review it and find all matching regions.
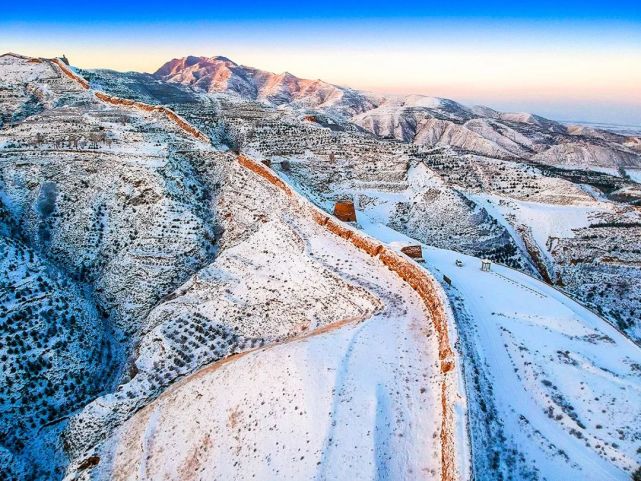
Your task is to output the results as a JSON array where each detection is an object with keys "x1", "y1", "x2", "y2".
[
  {"x1": 314, "y1": 322, "x2": 369, "y2": 481},
  {"x1": 491, "y1": 271, "x2": 548, "y2": 299}
]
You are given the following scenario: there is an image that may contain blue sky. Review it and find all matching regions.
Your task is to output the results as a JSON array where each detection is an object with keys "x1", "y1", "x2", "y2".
[
  {"x1": 2, "y1": 1, "x2": 641, "y2": 124},
  {"x1": 5, "y1": 0, "x2": 641, "y2": 22}
]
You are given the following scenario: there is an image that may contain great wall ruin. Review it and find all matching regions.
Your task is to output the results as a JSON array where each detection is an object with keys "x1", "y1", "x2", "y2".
[
  {"x1": 3, "y1": 53, "x2": 462, "y2": 480},
  {"x1": 238, "y1": 154, "x2": 458, "y2": 481},
  {"x1": 48, "y1": 56, "x2": 209, "y2": 142}
]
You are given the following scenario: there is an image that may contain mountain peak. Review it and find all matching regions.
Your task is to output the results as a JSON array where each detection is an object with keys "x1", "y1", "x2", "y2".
[
  {"x1": 152, "y1": 55, "x2": 378, "y2": 114},
  {"x1": 154, "y1": 55, "x2": 238, "y2": 77}
]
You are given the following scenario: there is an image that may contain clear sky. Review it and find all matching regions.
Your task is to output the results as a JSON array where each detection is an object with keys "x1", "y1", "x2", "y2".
[{"x1": 2, "y1": 1, "x2": 641, "y2": 124}]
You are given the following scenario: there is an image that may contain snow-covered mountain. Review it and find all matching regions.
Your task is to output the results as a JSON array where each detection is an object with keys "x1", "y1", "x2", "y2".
[
  {"x1": 154, "y1": 55, "x2": 379, "y2": 115},
  {"x1": 1, "y1": 52, "x2": 641, "y2": 481},
  {"x1": 153, "y1": 55, "x2": 641, "y2": 174},
  {"x1": 353, "y1": 97, "x2": 641, "y2": 172}
]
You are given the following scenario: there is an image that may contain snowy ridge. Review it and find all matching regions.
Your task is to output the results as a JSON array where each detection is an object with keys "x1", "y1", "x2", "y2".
[
  {"x1": 109, "y1": 53, "x2": 641, "y2": 174},
  {"x1": 43, "y1": 56, "x2": 210, "y2": 142},
  {"x1": 356, "y1": 214, "x2": 641, "y2": 480},
  {"x1": 236, "y1": 155, "x2": 463, "y2": 479},
  {"x1": 353, "y1": 101, "x2": 641, "y2": 171},
  {"x1": 237, "y1": 155, "x2": 468, "y2": 479},
  {"x1": 61, "y1": 155, "x2": 469, "y2": 481}
]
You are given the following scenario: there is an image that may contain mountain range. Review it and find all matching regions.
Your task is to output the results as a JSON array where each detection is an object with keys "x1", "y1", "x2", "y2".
[
  {"x1": 151, "y1": 55, "x2": 641, "y2": 173},
  {"x1": 1, "y1": 52, "x2": 640, "y2": 481}
]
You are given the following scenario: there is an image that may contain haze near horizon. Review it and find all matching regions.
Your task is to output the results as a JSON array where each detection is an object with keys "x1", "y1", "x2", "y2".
[{"x1": 3, "y1": 0, "x2": 641, "y2": 124}]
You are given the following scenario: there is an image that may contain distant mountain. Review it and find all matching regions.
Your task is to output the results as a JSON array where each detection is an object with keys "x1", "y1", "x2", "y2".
[
  {"x1": 154, "y1": 55, "x2": 641, "y2": 172},
  {"x1": 154, "y1": 55, "x2": 378, "y2": 115}
]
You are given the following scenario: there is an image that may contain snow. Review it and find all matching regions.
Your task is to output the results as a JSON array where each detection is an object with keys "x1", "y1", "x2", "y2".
[
  {"x1": 423, "y1": 247, "x2": 641, "y2": 480},
  {"x1": 92, "y1": 314, "x2": 440, "y2": 481},
  {"x1": 626, "y1": 169, "x2": 641, "y2": 183},
  {"x1": 59, "y1": 155, "x2": 470, "y2": 480},
  {"x1": 77, "y1": 192, "x2": 462, "y2": 480},
  {"x1": 476, "y1": 195, "x2": 600, "y2": 246},
  {"x1": 358, "y1": 212, "x2": 641, "y2": 480},
  {"x1": 3, "y1": 50, "x2": 640, "y2": 481}
]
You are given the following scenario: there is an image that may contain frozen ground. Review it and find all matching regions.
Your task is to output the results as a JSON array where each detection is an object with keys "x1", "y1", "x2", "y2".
[
  {"x1": 359, "y1": 214, "x2": 641, "y2": 481},
  {"x1": 84, "y1": 304, "x2": 446, "y2": 481}
]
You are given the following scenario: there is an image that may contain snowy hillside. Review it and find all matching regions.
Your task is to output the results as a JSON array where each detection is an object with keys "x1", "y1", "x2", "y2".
[
  {"x1": 357, "y1": 216, "x2": 641, "y2": 480},
  {"x1": 65, "y1": 160, "x2": 467, "y2": 480},
  {"x1": 353, "y1": 100, "x2": 641, "y2": 173},
  {"x1": 82, "y1": 57, "x2": 641, "y2": 341},
  {"x1": 0, "y1": 52, "x2": 235, "y2": 479},
  {"x1": 1, "y1": 53, "x2": 468, "y2": 481},
  {"x1": 426, "y1": 247, "x2": 641, "y2": 481},
  {"x1": 1, "y1": 51, "x2": 640, "y2": 481}
]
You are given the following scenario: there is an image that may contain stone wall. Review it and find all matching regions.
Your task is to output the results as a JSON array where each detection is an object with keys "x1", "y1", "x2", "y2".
[{"x1": 93, "y1": 91, "x2": 209, "y2": 142}]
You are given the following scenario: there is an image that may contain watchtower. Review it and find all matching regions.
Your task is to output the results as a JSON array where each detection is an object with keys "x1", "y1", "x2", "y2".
[
  {"x1": 333, "y1": 200, "x2": 357, "y2": 222},
  {"x1": 400, "y1": 245, "x2": 423, "y2": 261}
]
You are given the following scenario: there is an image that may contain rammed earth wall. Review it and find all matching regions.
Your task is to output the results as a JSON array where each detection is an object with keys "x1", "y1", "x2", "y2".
[
  {"x1": 238, "y1": 154, "x2": 458, "y2": 481},
  {"x1": 50, "y1": 57, "x2": 209, "y2": 142}
]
